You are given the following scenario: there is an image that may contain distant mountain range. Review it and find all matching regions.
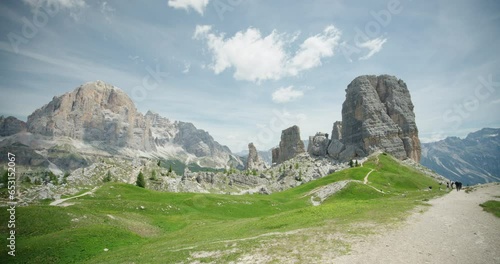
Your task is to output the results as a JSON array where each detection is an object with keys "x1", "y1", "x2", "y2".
[
  {"x1": 1, "y1": 79, "x2": 498, "y2": 195},
  {"x1": 421, "y1": 128, "x2": 500, "y2": 185}
]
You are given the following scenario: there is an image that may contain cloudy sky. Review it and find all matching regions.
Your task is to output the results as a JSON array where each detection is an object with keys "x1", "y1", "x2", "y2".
[{"x1": 0, "y1": 0, "x2": 499, "y2": 153}]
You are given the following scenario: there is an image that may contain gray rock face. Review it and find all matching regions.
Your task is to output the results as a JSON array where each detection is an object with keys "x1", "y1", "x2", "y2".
[
  {"x1": 21, "y1": 81, "x2": 242, "y2": 170},
  {"x1": 331, "y1": 121, "x2": 342, "y2": 141},
  {"x1": 173, "y1": 121, "x2": 234, "y2": 159},
  {"x1": 145, "y1": 111, "x2": 242, "y2": 168},
  {"x1": 274, "y1": 125, "x2": 306, "y2": 164},
  {"x1": 308, "y1": 132, "x2": 329, "y2": 157},
  {"x1": 145, "y1": 111, "x2": 177, "y2": 146},
  {"x1": 327, "y1": 139, "x2": 343, "y2": 159},
  {"x1": 421, "y1": 128, "x2": 500, "y2": 185},
  {"x1": 0, "y1": 116, "x2": 27, "y2": 136},
  {"x1": 245, "y1": 143, "x2": 267, "y2": 171},
  {"x1": 271, "y1": 147, "x2": 280, "y2": 164},
  {"x1": 27, "y1": 81, "x2": 156, "y2": 151},
  {"x1": 329, "y1": 75, "x2": 421, "y2": 162}
]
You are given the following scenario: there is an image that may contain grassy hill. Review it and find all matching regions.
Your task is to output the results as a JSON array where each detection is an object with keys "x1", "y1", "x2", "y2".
[{"x1": 0, "y1": 154, "x2": 447, "y2": 263}]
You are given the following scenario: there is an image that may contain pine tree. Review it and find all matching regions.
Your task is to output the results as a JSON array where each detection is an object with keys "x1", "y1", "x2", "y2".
[
  {"x1": 150, "y1": 170, "x2": 157, "y2": 180},
  {"x1": 168, "y1": 165, "x2": 173, "y2": 173},
  {"x1": 355, "y1": 160, "x2": 359, "y2": 167},
  {"x1": 2, "y1": 170, "x2": 8, "y2": 186},
  {"x1": 104, "y1": 170, "x2": 112, "y2": 182},
  {"x1": 136, "y1": 171, "x2": 146, "y2": 188},
  {"x1": 349, "y1": 160, "x2": 354, "y2": 168}
]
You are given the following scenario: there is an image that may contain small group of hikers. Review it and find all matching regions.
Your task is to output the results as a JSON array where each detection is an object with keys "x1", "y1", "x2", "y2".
[{"x1": 446, "y1": 181, "x2": 463, "y2": 191}]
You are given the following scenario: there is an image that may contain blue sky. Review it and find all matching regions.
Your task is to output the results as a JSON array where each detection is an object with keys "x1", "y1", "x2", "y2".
[{"x1": 0, "y1": 0, "x2": 499, "y2": 153}]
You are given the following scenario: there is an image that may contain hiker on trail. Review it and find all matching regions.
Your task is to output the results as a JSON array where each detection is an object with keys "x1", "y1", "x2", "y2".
[
  {"x1": 455, "y1": 182, "x2": 462, "y2": 191},
  {"x1": 446, "y1": 182, "x2": 450, "y2": 189}
]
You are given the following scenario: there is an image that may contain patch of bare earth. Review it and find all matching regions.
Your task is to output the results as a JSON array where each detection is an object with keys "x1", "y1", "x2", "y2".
[{"x1": 334, "y1": 183, "x2": 500, "y2": 264}]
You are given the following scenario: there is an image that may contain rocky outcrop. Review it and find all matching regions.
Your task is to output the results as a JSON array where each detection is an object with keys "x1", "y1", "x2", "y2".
[
  {"x1": 273, "y1": 125, "x2": 306, "y2": 164},
  {"x1": 271, "y1": 147, "x2": 280, "y2": 164},
  {"x1": 27, "y1": 81, "x2": 156, "y2": 151},
  {"x1": 0, "y1": 116, "x2": 27, "y2": 136},
  {"x1": 331, "y1": 121, "x2": 342, "y2": 140},
  {"x1": 307, "y1": 132, "x2": 329, "y2": 157},
  {"x1": 328, "y1": 75, "x2": 421, "y2": 162},
  {"x1": 245, "y1": 143, "x2": 267, "y2": 171}
]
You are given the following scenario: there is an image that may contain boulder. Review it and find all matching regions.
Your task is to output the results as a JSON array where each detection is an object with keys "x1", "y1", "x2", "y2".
[
  {"x1": 327, "y1": 139, "x2": 344, "y2": 159},
  {"x1": 308, "y1": 132, "x2": 329, "y2": 157}
]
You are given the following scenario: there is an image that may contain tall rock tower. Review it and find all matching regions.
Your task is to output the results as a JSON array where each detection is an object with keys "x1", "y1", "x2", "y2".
[
  {"x1": 272, "y1": 125, "x2": 306, "y2": 164},
  {"x1": 328, "y1": 75, "x2": 421, "y2": 162}
]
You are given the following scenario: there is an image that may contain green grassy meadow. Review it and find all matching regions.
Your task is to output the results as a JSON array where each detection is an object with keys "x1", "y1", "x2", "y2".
[
  {"x1": 0, "y1": 154, "x2": 447, "y2": 263},
  {"x1": 480, "y1": 200, "x2": 500, "y2": 218}
]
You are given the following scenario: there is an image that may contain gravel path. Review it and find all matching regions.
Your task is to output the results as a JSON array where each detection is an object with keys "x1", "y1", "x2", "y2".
[
  {"x1": 49, "y1": 187, "x2": 99, "y2": 206},
  {"x1": 333, "y1": 183, "x2": 500, "y2": 264},
  {"x1": 363, "y1": 169, "x2": 374, "y2": 184}
]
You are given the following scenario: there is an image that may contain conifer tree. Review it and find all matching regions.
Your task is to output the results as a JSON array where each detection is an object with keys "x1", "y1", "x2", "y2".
[{"x1": 136, "y1": 171, "x2": 146, "y2": 188}]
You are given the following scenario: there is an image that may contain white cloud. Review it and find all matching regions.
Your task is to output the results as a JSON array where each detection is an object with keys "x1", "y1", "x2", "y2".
[
  {"x1": 272, "y1": 86, "x2": 304, "y2": 103},
  {"x1": 22, "y1": 0, "x2": 86, "y2": 9},
  {"x1": 22, "y1": 0, "x2": 87, "y2": 21},
  {"x1": 182, "y1": 62, "x2": 191, "y2": 74},
  {"x1": 194, "y1": 25, "x2": 342, "y2": 83},
  {"x1": 288, "y1": 26, "x2": 341, "y2": 75},
  {"x1": 100, "y1": 1, "x2": 115, "y2": 22},
  {"x1": 168, "y1": 0, "x2": 209, "y2": 15},
  {"x1": 358, "y1": 37, "x2": 387, "y2": 60},
  {"x1": 194, "y1": 25, "x2": 212, "y2": 38}
]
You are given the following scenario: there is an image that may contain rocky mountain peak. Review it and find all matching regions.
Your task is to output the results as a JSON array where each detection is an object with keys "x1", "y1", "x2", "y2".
[
  {"x1": 328, "y1": 75, "x2": 421, "y2": 162},
  {"x1": 0, "y1": 116, "x2": 27, "y2": 137},
  {"x1": 27, "y1": 81, "x2": 156, "y2": 151},
  {"x1": 4, "y1": 80, "x2": 244, "y2": 171}
]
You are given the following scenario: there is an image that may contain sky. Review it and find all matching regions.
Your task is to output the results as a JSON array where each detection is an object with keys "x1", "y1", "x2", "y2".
[{"x1": 0, "y1": 0, "x2": 499, "y2": 153}]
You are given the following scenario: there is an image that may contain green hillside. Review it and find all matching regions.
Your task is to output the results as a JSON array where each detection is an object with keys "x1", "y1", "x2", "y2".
[{"x1": 0, "y1": 154, "x2": 447, "y2": 263}]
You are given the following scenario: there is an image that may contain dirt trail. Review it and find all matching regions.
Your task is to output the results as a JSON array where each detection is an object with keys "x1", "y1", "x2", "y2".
[
  {"x1": 50, "y1": 187, "x2": 99, "y2": 206},
  {"x1": 363, "y1": 169, "x2": 374, "y2": 184},
  {"x1": 333, "y1": 183, "x2": 500, "y2": 264}
]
